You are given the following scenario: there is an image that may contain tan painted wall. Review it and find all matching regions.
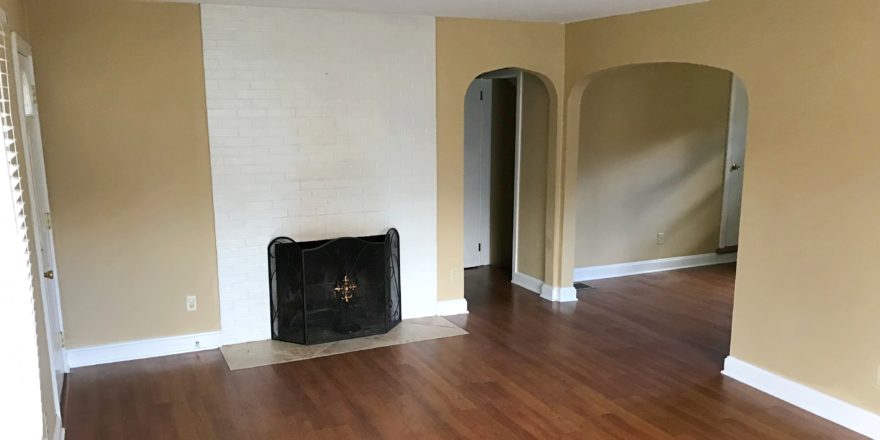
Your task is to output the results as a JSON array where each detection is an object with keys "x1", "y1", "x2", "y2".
[
  {"x1": 436, "y1": 18, "x2": 564, "y2": 299},
  {"x1": 28, "y1": 1, "x2": 220, "y2": 348},
  {"x1": 575, "y1": 63, "x2": 732, "y2": 267},
  {"x1": 516, "y1": 72, "x2": 550, "y2": 279},
  {"x1": 565, "y1": 0, "x2": 880, "y2": 413}
]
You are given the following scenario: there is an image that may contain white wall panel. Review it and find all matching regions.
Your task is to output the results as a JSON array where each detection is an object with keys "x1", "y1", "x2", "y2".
[{"x1": 202, "y1": 5, "x2": 437, "y2": 344}]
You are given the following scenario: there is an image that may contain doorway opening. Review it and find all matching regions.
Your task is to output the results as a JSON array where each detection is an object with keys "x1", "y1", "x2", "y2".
[
  {"x1": 463, "y1": 70, "x2": 516, "y2": 271},
  {"x1": 462, "y1": 69, "x2": 552, "y2": 295},
  {"x1": 572, "y1": 63, "x2": 748, "y2": 282}
]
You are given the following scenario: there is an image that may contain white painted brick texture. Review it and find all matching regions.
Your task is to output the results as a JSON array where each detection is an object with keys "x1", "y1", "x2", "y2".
[{"x1": 202, "y1": 5, "x2": 438, "y2": 344}]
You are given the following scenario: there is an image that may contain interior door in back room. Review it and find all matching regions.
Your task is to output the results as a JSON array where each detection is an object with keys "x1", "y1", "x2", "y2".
[
  {"x1": 720, "y1": 75, "x2": 748, "y2": 249},
  {"x1": 463, "y1": 79, "x2": 491, "y2": 268}
]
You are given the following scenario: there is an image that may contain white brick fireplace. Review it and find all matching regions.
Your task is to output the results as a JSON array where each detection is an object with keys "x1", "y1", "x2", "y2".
[{"x1": 201, "y1": 5, "x2": 438, "y2": 344}]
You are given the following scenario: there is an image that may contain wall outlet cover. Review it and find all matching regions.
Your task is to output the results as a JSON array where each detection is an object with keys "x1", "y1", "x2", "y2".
[{"x1": 186, "y1": 295, "x2": 197, "y2": 312}]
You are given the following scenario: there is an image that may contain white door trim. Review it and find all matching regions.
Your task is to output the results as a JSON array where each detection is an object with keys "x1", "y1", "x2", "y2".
[
  {"x1": 511, "y1": 71, "x2": 524, "y2": 274},
  {"x1": 11, "y1": 32, "x2": 67, "y2": 425}
]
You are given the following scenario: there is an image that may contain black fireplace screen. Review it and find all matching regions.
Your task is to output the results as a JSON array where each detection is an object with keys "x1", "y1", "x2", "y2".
[{"x1": 268, "y1": 228, "x2": 401, "y2": 345}]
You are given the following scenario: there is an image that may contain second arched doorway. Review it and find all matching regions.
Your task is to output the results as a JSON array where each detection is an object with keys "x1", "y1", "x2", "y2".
[{"x1": 570, "y1": 62, "x2": 749, "y2": 291}]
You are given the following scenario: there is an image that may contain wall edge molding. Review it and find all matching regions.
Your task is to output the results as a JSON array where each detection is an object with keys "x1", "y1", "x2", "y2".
[
  {"x1": 512, "y1": 272, "x2": 543, "y2": 294},
  {"x1": 574, "y1": 252, "x2": 737, "y2": 281},
  {"x1": 722, "y1": 356, "x2": 880, "y2": 439},
  {"x1": 436, "y1": 299, "x2": 469, "y2": 316},
  {"x1": 66, "y1": 331, "x2": 222, "y2": 368}
]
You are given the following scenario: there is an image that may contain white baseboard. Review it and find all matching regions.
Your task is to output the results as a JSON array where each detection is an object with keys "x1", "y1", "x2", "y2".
[
  {"x1": 722, "y1": 357, "x2": 880, "y2": 439},
  {"x1": 574, "y1": 252, "x2": 737, "y2": 281},
  {"x1": 221, "y1": 329, "x2": 272, "y2": 347},
  {"x1": 511, "y1": 272, "x2": 542, "y2": 294},
  {"x1": 540, "y1": 284, "x2": 578, "y2": 302},
  {"x1": 436, "y1": 298, "x2": 468, "y2": 316},
  {"x1": 67, "y1": 331, "x2": 222, "y2": 368}
]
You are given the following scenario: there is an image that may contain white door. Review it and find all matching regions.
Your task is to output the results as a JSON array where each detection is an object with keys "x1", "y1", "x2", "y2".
[
  {"x1": 12, "y1": 34, "x2": 67, "y2": 411},
  {"x1": 720, "y1": 76, "x2": 748, "y2": 249},
  {"x1": 463, "y1": 79, "x2": 491, "y2": 268}
]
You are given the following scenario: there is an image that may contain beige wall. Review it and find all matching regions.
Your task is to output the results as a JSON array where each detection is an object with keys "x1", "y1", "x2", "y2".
[
  {"x1": 436, "y1": 18, "x2": 564, "y2": 299},
  {"x1": 516, "y1": 72, "x2": 550, "y2": 279},
  {"x1": 575, "y1": 63, "x2": 732, "y2": 267},
  {"x1": 28, "y1": 1, "x2": 220, "y2": 348},
  {"x1": 565, "y1": 0, "x2": 880, "y2": 413}
]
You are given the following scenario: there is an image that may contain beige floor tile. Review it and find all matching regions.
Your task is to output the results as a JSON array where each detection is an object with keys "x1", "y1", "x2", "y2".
[{"x1": 220, "y1": 317, "x2": 467, "y2": 370}]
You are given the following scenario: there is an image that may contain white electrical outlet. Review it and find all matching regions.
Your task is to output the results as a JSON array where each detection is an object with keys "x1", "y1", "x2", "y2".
[
  {"x1": 186, "y1": 295, "x2": 197, "y2": 312},
  {"x1": 657, "y1": 232, "x2": 665, "y2": 245}
]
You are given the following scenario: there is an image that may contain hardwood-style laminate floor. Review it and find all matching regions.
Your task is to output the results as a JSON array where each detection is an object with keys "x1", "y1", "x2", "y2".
[{"x1": 64, "y1": 264, "x2": 864, "y2": 439}]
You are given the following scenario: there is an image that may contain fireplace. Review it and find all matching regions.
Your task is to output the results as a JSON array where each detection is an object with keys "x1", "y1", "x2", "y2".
[{"x1": 268, "y1": 229, "x2": 401, "y2": 345}]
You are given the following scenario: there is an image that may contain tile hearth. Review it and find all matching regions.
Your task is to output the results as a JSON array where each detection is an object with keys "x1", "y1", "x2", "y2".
[{"x1": 220, "y1": 316, "x2": 467, "y2": 370}]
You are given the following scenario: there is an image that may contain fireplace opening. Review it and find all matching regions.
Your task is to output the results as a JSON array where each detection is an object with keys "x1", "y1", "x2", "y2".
[{"x1": 268, "y1": 228, "x2": 401, "y2": 345}]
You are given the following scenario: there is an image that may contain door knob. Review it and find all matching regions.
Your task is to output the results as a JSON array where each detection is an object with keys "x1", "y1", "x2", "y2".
[
  {"x1": 43, "y1": 270, "x2": 54, "y2": 279},
  {"x1": 730, "y1": 163, "x2": 742, "y2": 172}
]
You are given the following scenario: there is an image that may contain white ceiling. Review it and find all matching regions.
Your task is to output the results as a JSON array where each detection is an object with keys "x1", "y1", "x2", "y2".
[{"x1": 182, "y1": 0, "x2": 708, "y2": 23}]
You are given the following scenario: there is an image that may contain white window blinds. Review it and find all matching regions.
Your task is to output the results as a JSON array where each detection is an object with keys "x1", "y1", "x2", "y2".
[
  {"x1": 0, "y1": 27, "x2": 25, "y2": 233},
  {"x1": 0, "y1": 14, "x2": 46, "y2": 440}
]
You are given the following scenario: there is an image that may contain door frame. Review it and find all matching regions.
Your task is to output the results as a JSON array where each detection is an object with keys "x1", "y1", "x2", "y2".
[
  {"x1": 11, "y1": 31, "x2": 68, "y2": 418},
  {"x1": 511, "y1": 71, "x2": 524, "y2": 275}
]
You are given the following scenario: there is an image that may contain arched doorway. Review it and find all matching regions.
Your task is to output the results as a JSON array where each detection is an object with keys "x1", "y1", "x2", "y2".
[
  {"x1": 566, "y1": 63, "x2": 749, "y2": 358},
  {"x1": 568, "y1": 62, "x2": 749, "y2": 284},
  {"x1": 461, "y1": 68, "x2": 555, "y2": 301}
]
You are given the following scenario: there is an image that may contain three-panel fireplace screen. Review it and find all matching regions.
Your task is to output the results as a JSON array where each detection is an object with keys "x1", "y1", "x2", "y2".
[{"x1": 267, "y1": 229, "x2": 401, "y2": 345}]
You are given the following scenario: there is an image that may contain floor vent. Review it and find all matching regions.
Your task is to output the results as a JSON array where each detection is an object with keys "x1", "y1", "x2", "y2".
[{"x1": 574, "y1": 282, "x2": 594, "y2": 290}]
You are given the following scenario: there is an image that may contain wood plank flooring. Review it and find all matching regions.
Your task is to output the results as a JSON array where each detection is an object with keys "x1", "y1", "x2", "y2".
[{"x1": 64, "y1": 264, "x2": 864, "y2": 439}]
